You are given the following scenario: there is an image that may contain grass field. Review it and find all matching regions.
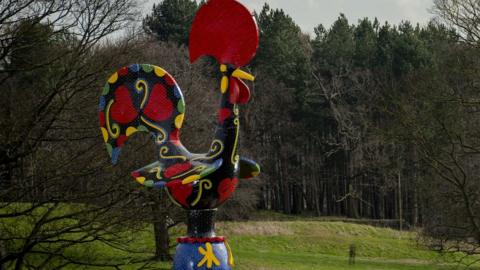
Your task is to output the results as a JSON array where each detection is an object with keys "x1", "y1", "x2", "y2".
[
  {"x1": 221, "y1": 221, "x2": 475, "y2": 270},
  {"x1": 1, "y1": 205, "x2": 479, "y2": 270},
  {"x1": 114, "y1": 217, "x2": 480, "y2": 270}
]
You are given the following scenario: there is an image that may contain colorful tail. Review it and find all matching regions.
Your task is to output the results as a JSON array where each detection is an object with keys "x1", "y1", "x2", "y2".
[{"x1": 98, "y1": 64, "x2": 186, "y2": 164}]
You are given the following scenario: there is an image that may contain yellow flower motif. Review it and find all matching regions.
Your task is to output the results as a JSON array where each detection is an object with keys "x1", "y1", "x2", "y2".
[
  {"x1": 175, "y1": 114, "x2": 185, "y2": 129},
  {"x1": 154, "y1": 66, "x2": 166, "y2": 77},
  {"x1": 182, "y1": 174, "x2": 200, "y2": 185},
  {"x1": 100, "y1": 127, "x2": 109, "y2": 142},
  {"x1": 135, "y1": 177, "x2": 146, "y2": 185},
  {"x1": 221, "y1": 76, "x2": 228, "y2": 93},
  {"x1": 126, "y1": 126, "x2": 137, "y2": 137},
  {"x1": 108, "y1": 72, "x2": 118, "y2": 84},
  {"x1": 197, "y1": 242, "x2": 220, "y2": 269}
]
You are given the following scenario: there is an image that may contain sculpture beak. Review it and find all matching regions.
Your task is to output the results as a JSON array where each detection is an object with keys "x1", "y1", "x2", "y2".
[{"x1": 232, "y1": 69, "x2": 255, "y2": 81}]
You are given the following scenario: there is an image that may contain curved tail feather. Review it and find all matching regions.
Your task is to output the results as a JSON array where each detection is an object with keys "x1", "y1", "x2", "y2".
[
  {"x1": 98, "y1": 64, "x2": 186, "y2": 164},
  {"x1": 239, "y1": 157, "x2": 260, "y2": 179}
]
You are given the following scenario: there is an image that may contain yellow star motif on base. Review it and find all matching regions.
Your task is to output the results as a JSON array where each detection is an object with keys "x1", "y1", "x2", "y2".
[{"x1": 197, "y1": 242, "x2": 220, "y2": 269}]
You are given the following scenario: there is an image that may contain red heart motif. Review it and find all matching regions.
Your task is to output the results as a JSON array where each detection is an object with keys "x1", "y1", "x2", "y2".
[
  {"x1": 110, "y1": 86, "x2": 138, "y2": 124},
  {"x1": 167, "y1": 180, "x2": 193, "y2": 207},
  {"x1": 143, "y1": 84, "x2": 174, "y2": 121},
  {"x1": 116, "y1": 135, "x2": 128, "y2": 147},
  {"x1": 217, "y1": 177, "x2": 238, "y2": 203},
  {"x1": 164, "y1": 162, "x2": 193, "y2": 179}
]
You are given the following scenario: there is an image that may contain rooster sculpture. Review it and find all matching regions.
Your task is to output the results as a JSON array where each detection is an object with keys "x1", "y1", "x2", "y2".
[{"x1": 98, "y1": 0, "x2": 260, "y2": 269}]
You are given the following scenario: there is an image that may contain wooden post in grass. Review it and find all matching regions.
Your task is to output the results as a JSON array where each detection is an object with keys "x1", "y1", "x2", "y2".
[{"x1": 349, "y1": 243, "x2": 356, "y2": 265}]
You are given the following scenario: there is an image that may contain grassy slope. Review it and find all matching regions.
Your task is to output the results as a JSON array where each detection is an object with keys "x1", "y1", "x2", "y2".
[
  {"x1": 221, "y1": 221, "x2": 466, "y2": 270},
  {"x1": 120, "y1": 219, "x2": 479, "y2": 270},
  {"x1": 1, "y1": 205, "x2": 478, "y2": 269}
]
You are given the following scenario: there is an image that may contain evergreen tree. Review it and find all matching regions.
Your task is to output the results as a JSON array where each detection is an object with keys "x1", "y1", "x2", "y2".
[
  {"x1": 353, "y1": 18, "x2": 377, "y2": 68},
  {"x1": 253, "y1": 4, "x2": 312, "y2": 93},
  {"x1": 313, "y1": 14, "x2": 355, "y2": 74},
  {"x1": 375, "y1": 22, "x2": 394, "y2": 72},
  {"x1": 143, "y1": 0, "x2": 198, "y2": 46}
]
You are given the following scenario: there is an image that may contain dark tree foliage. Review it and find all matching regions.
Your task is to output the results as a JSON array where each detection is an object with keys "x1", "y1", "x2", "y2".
[
  {"x1": 143, "y1": 0, "x2": 199, "y2": 46},
  {"x1": 313, "y1": 14, "x2": 355, "y2": 74},
  {"x1": 296, "y1": 14, "x2": 465, "y2": 228},
  {"x1": 253, "y1": 4, "x2": 312, "y2": 95},
  {"x1": 7, "y1": 20, "x2": 54, "y2": 73}
]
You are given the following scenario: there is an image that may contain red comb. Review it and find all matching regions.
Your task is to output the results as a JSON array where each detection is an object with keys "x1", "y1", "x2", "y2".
[{"x1": 189, "y1": 0, "x2": 259, "y2": 67}]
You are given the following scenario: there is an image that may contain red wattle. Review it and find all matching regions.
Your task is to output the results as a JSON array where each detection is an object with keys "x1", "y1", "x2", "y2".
[
  {"x1": 229, "y1": 77, "x2": 239, "y2": 104},
  {"x1": 235, "y1": 77, "x2": 251, "y2": 104},
  {"x1": 229, "y1": 77, "x2": 251, "y2": 104}
]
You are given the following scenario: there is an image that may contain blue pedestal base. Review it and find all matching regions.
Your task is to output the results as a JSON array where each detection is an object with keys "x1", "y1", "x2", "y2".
[{"x1": 173, "y1": 242, "x2": 233, "y2": 270}]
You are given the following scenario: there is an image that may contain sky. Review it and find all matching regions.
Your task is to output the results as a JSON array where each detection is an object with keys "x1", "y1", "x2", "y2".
[
  {"x1": 242, "y1": 0, "x2": 434, "y2": 33},
  {"x1": 144, "y1": 0, "x2": 435, "y2": 34}
]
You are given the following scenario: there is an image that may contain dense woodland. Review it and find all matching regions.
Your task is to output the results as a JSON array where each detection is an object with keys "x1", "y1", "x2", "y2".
[{"x1": 0, "y1": 0, "x2": 479, "y2": 268}]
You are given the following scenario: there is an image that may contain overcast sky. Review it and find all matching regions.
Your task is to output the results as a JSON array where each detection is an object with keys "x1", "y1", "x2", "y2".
[
  {"x1": 144, "y1": 0, "x2": 435, "y2": 34},
  {"x1": 244, "y1": 0, "x2": 434, "y2": 33}
]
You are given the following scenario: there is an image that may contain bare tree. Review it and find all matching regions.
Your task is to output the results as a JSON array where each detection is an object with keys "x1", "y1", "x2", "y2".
[
  {"x1": 0, "y1": 0, "x2": 163, "y2": 269},
  {"x1": 433, "y1": 0, "x2": 480, "y2": 45}
]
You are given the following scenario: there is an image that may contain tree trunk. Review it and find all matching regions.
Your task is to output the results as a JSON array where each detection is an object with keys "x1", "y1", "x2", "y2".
[
  {"x1": 0, "y1": 239, "x2": 6, "y2": 270},
  {"x1": 398, "y1": 171, "x2": 403, "y2": 232},
  {"x1": 412, "y1": 158, "x2": 419, "y2": 227},
  {"x1": 153, "y1": 218, "x2": 171, "y2": 261},
  {"x1": 151, "y1": 197, "x2": 172, "y2": 261}
]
